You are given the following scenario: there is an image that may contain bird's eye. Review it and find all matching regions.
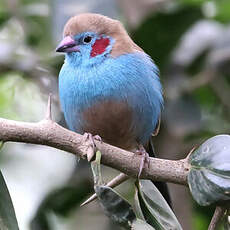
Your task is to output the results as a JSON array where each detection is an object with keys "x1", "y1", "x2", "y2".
[{"x1": 83, "y1": 36, "x2": 92, "y2": 44}]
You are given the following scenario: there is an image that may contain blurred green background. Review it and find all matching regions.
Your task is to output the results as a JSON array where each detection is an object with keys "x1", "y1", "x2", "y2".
[{"x1": 0, "y1": 0, "x2": 230, "y2": 229}]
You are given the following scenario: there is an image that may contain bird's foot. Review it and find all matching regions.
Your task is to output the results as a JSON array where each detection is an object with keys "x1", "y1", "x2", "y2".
[
  {"x1": 92, "y1": 135, "x2": 102, "y2": 143},
  {"x1": 82, "y1": 133, "x2": 102, "y2": 161},
  {"x1": 136, "y1": 144, "x2": 150, "y2": 178}
]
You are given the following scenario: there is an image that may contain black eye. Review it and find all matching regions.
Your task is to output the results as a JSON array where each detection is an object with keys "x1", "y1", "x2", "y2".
[{"x1": 83, "y1": 36, "x2": 92, "y2": 44}]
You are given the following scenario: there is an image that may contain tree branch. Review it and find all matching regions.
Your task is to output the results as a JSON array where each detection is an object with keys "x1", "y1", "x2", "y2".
[{"x1": 0, "y1": 117, "x2": 189, "y2": 185}]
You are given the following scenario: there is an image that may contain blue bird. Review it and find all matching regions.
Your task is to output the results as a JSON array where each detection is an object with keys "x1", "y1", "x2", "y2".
[{"x1": 56, "y1": 13, "x2": 170, "y2": 204}]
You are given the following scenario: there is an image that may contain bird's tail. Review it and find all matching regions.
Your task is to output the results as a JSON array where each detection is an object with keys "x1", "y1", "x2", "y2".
[{"x1": 145, "y1": 139, "x2": 172, "y2": 207}]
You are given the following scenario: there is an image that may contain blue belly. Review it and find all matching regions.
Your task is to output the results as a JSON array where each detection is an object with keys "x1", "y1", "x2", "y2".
[{"x1": 59, "y1": 52, "x2": 163, "y2": 146}]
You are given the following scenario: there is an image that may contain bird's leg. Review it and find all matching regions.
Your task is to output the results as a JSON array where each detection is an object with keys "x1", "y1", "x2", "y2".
[
  {"x1": 136, "y1": 144, "x2": 150, "y2": 178},
  {"x1": 82, "y1": 133, "x2": 102, "y2": 161}
]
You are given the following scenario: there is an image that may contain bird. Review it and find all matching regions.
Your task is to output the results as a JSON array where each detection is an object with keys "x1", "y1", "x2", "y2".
[{"x1": 56, "y1": 13, "x2": 170, "y2": 204}]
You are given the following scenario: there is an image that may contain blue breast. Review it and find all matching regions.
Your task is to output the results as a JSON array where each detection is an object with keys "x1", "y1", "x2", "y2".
[{"x1": 59, "y1": 52, "x2": 163, "y2": 145}]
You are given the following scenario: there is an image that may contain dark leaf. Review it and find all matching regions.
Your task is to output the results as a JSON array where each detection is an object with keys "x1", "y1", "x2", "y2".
[
  {"x1": 188, "y1": 135, "x2": 230, "y2": 206},
  {"x1": 134, "y1": 188, "x2": 145, "y2": 220},
  {"x1": 95, "y1": 185, "x2": 136, "y2": 229},
  {"x1": 0, "y1": 171, "x2": 19, "y2": 230},
  {"x1": 91, "y1": 151, "x2": 136, "y2": 229},
  {"x1": 135, "y1": 180, "x2": 182, "y2": 230},
  {"x1": 224, "y1": 215, "x2": 230, "y2": 230}
]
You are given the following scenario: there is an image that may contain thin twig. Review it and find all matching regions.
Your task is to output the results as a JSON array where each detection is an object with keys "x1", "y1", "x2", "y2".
[
  {"x1": 81, "y1": 173, "x2": 129, "y2": 206},
  {"x1": 208, "y1": 206, "x2": 226, "y2": 230}
]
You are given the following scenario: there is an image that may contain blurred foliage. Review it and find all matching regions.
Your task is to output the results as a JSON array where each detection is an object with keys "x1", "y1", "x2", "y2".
[
  {"x1": 0, "y1": 171, "x2": 19, "y2": 230},
  {"x1": 0, "y1": 73, "x2": 47, "y2": 121},
  {"x1": 133, "y1": 7, "x2": 203, "y2": 70},
  {"x1": 31, "y1": 184, "x2": 92, "y2": 230},
  {"x1": 0, "y1": 0, "x2": 229, "y2": 229}
]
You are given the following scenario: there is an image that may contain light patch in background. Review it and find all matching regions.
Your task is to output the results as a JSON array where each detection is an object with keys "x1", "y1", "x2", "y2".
[
  {"x1": 51, "y1": 0, "x2": 119, "y2": 43},
  {"x1": 173, "y1": 20, "x2": 224, "y2": 67},
  {"x1": 1, "y1": 143, "x2": 75, "y2": 230},
  {"x1": 202, "y1": 1, "x2": 217, "y2": 18}
]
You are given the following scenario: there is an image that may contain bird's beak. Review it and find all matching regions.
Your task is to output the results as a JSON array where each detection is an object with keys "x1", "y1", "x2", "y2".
[{"x1": 56, "y1": 36, "x2": 80, "y2": 53}]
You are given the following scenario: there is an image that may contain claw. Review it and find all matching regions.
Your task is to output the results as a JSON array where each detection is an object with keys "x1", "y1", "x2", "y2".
[
  {"x1": 93, "y1": 135, "x2": 102, "y2": 143},
  {"x1": 82, "y1": 133, "x2": 102, "y2": 162},
  {"x1": 136, "y1": 145, "x2": 150, "y2": 178}
]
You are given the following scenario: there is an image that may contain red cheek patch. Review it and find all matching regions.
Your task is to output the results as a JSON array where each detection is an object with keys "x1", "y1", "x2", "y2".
[{"x1": 90, "y1": 37, "x2": 110, "y2": 57}]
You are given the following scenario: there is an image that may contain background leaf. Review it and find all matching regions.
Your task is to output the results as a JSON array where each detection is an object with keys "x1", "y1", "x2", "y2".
[
  {"x1": 131, "y1": 219, "x2": 156, "y2": 230},
  {"x1": 188, "y1": 135, "x2": 230, "y2": 206},
  {"x1": 0, "y1": 171, "x2": 19, "y2": 230},
  {"x1": 91, "y1": 151, "x2": 136, "y2": 229},
  {"x1": 135, "y1": 180, "x2": 182, "y2": 230},
  {"x1": 95, "y1": 185, "x2": 136, "y2": 229},
  {"x1": 224, "y1": 215, "x2": 230, "y2": 230},
  {"x1": 132, "y1": 7, "x2": 203, "y2": 70}
]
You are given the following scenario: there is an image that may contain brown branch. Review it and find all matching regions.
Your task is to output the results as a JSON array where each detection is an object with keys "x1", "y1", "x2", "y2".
[
  {"x1": 0, "y1": 117, "x2": 189, "y2": 185},
  {"x1": 0, "y1": 117, "x2": 189, "y2": 184},
  {"x1": 1, "y1": 114, "x2": 228, "y2": 230},
  {"x1": 208, "y1": 206, "x2": 226, "y2": 230}
]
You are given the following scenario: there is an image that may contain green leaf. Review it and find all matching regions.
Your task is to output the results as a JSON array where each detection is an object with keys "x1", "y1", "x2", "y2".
[
  {"x1": 135, "y1": 180, "x2": 182, "y2": 230},
  {"x1": 95, "y1": 185, "x2": 136, "y2": 229},
  {"x1": 224, "y1": 215, "x2": 230, "y2": 230},
  {"x1": 91, "y1": 150, "x2": 103, "y2": 186},
  {"x1": 132, "y1": 219, "x2": 156, "y2": 230},
  {"x1": 0, "y1": 171, "x2": 19, "y2": 230},
  {"x1": 188, "y1": 135, "x2": 230, "y2": 206},
  {"x1": 0, "y1": 141, "x2": 4, "y2": 150},
  {"x1": 215, "y1": 0, "x2": 230, "y2": 23},
  {"x1": 178, "y1": 0, "x2": 208, "y2": 6},
  {"x1": 91, "y1": 151, "x2": 136, "y2": 229},
  {"x1": 134, "y1": 188, "x2": 145, "y2": 220},
  {"x1": 0, "y1": 0, "x2": 9, "y2": 26}
]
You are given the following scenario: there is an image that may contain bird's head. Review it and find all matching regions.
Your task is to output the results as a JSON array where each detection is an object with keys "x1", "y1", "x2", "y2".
[{"x1": 56, "y1": 13, "x2": 142, "y2": 66}]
